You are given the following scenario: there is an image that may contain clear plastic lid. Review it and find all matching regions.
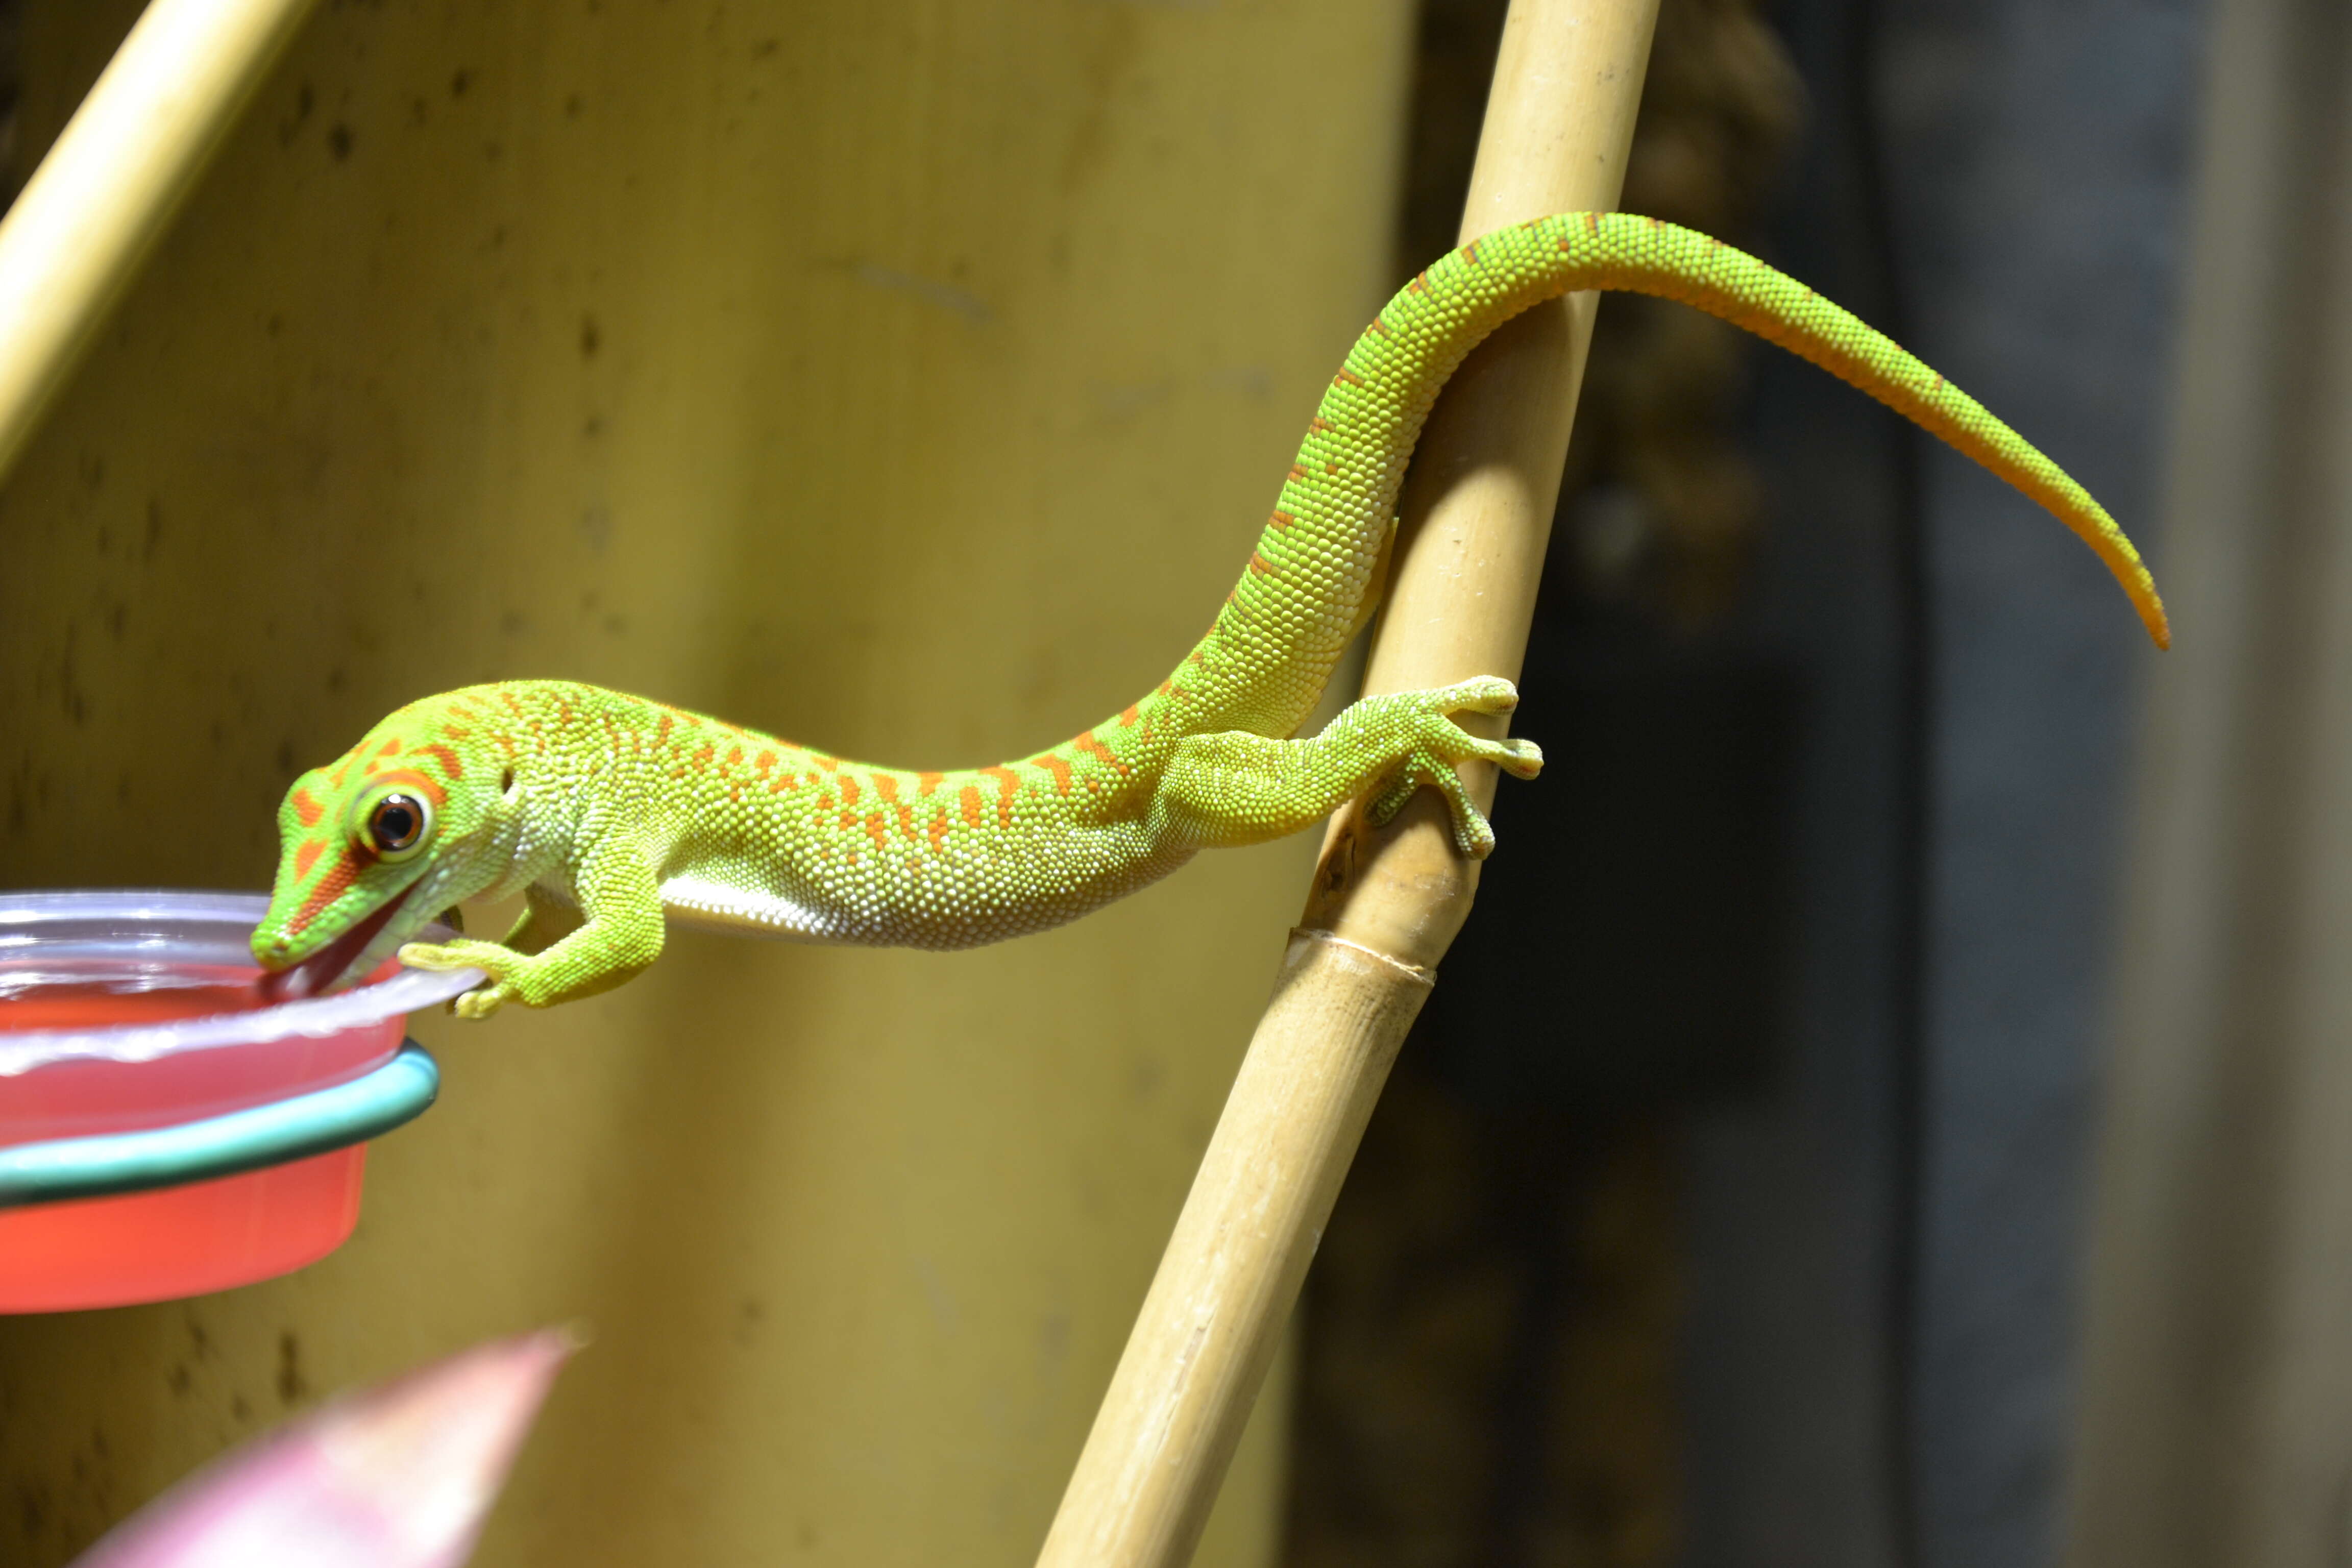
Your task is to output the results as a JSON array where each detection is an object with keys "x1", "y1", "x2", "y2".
[{"x1": 0, "y1": 890, "x2": 480, "y2": 1078}]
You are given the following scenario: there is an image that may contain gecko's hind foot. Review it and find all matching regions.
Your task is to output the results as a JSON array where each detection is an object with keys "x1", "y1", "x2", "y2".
[{"x1": 1362, "y1": 677, "x2": 1545, "y2": 857}]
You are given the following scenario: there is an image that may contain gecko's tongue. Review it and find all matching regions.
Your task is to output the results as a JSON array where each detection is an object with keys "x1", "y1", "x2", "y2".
[{"x1": 258, "y1": 885, "x2": 414, "y2": 1004}]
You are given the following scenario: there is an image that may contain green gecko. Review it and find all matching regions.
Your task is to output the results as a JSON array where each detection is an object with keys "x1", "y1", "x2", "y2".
[{"x1": 251, "y1": 213, "x2": 2168, "y2": 1019}]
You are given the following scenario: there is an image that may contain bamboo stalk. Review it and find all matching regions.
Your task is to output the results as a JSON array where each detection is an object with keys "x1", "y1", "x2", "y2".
[
  {"x1": 0, "y1": 0, "x2": 321, "y2": 484},
  {"x1": 1031, "y1": 3, "x2": 1661, "y2": 1564}
]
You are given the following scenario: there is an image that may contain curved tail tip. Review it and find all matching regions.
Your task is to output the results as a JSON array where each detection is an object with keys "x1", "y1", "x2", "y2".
[{"x1": 2134, "y1": 582, "x2": 2171, "y2": 650}]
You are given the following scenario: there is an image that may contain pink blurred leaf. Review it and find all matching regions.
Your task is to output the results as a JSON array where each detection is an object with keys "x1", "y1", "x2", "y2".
[{"x1": 71, "y1": 1327, "x2": 580, "y2": 1568}]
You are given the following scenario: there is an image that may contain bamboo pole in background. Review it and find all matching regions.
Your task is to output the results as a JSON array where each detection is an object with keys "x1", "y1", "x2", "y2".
[
  {"x1": 0, "y1": 0, "x2": 321, "y2": 484},
  {"x1": 1031, "y1": 3, "x2": 1662, "y2": 1564}
]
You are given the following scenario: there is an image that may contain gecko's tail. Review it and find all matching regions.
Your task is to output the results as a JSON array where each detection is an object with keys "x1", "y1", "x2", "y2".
[
  {"x1": 1141, "y1": 210, "x2": 2165, "y2": 754},
  {"x1": 1544, "y1": 212, "x2": 2168, "y2": 647}
]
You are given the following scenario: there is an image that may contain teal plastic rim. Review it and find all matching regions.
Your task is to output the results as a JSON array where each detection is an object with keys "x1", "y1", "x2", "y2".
[{"x1": 0, "y1": 1041, "x2": 439, "y2": 1209}]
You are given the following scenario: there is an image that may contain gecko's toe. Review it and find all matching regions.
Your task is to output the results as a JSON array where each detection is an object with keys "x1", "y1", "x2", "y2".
[{"x1": 449, "y1": 984, "x2": 510, "y2": 1021}]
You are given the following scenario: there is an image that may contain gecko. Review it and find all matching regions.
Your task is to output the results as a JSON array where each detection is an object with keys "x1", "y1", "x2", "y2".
[{"x1": 250, "y1": 213, "x2": 2169, "y2": 1019}]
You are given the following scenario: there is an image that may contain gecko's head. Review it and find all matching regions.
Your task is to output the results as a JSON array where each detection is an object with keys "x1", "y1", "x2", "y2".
[{"x1": 251, "y1": 691, "x2": 522, "y2": 998}]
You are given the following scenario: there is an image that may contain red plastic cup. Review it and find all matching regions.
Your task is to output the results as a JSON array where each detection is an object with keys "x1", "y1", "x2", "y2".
[{"x1": 0, "y1": 891, "x2": 476, "y2": 1313}]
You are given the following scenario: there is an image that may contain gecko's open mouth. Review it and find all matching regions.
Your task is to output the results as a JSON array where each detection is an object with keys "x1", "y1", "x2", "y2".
[{"x1": 258, "y1": 884, "x2": 415, "y2": 1004}]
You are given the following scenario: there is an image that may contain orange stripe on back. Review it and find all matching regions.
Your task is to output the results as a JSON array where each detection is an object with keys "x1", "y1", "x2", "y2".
[
  {"x1": 979, "y1": 766, "x2": 1019, "y2": 826},
  {"x1": 1072, "y1": 730, "x2": 1131, "y2": 776}
]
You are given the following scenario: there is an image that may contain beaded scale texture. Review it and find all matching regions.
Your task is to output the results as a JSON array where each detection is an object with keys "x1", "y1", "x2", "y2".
[{"x1": 251, "y1": 214, "x2": 2168, "y2": 1019}]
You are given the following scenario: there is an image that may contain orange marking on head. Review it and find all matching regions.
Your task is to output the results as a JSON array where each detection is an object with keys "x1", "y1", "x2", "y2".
[
  {"x1": 1248, "y1": 553, "x2": 1273, "y2": 576},
  {"x1": 754, "y1": 750, "x2": 776, "y2": 774},
  {"x1": 692, "y1": 743, "x2": 716, "y2": 770},
  {"x1": 1032, "y1": 753, "x2": 1074, "y2": 795},
  {"x1": 838, "y1": 775, "x2": 862, "y2": 808},
  {"x1": 730, "y1": 784, "x2": 745, "y2": 803},
  {"x1": 1410, "y1": 271, "x2": 1429, "y2": 294},
  {"x1": 959, "y1": 785, "x2": 984, "y2": 828},
  {"x1": 1367, "y1": 315, "x2": 1389, "y2": 337},
  {"x1": 1155, "y1": 679, "x2": 1173, "y2": 697},
  {"x1": 1462, "y1": 240, "x2": 1480, "y2": 264},
  {"x1": 917, "y1": 771, "x2": 944, "y2": 795},
  {"x1": 286, "y1": 846, "x2": 374, "y2": 937},
  {"x1": 1118, "y1": 704, "x2": 1140, "y2": 728},
  {"x1": 812, "y1": 754, "x2": 839, "y2": 772},
  {"x1": 979, "y1": 766, "x2": 1020, "y2": 827},
  {"x1": 1582, "y1": 212, "x2": 1601, "y2": 234},
  {"x1": 1334, "y1": 370, "x2": 1361, "y2": 388},
  {"x1": 1309, "y1": 418, "x2": 1333, "y2": 433},
  {"x1": 838, "y1": 812, "x2": 859, "y2": 831},
  {"x1": 502, "y1": 692, "x2": 528, "y2": 717},
  {"x1": 894, "y1": 802, "x2": 915, "y2": 840},
  {"x1": 726, "y1": 746, "x2": 744, "y2": 769},
  {"x1": 292, "y1": 788, "x2": 325, "y2": 827},
  {"x1": 1072, "y1": 730, "x2": 1131, "y2": 776},
  {"x1": 862, "y1": 813, "x2": 890, "y2": 850},
  {"x1": 929, "y1": 808, "x2": 951, "y2": 854},
  {"x1": 817, "y1": 792, "x2": 835, "y2": 812},
  {"x1": 769, "y1": 773, "x2": 797, "y2": 793},
  {"x1": 375, "y1": 739, "x2": 402, "y2": 760},
  {"x1": 1268, "y1": 511, "x2": 1294, "y2": 530},
  {"x1": 874, "y1": 775, "x2": 899, "y2": 804},
  {"x1": 373, "y1": 766, "x2": 447, "y2": 807},
  {"x1": 1324, "y1": 460, "x2": 1338, "y2": 475},
  {"x1": 655, "y1": 714, "x2": 675, "y2": 745},
  {"x1": 1288, "y1": 463, "x2": 1308, "y2": 481},
  {"x1": 442, "y1": 725, "x2": 472, "y2": 741},
  {"x1": 411, "y1": 743, "x2": 464, "y2": 781},
  {"x1": 293, "y1": 839, "x2": 326, "y2": 880}
]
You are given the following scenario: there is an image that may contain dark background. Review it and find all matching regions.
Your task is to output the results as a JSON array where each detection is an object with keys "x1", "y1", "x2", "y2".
[{"x1": 1285, "y1": 1, "x2": 2204, "y2": 1563}]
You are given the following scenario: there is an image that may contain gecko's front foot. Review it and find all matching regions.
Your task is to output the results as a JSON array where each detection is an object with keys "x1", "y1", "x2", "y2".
[
  {"x1": 1364, "y1": 676, "x2": 1545, "y2": 859},
  {"x1": 400, "y1": 938, "x2": 528, "y2": 1020}
]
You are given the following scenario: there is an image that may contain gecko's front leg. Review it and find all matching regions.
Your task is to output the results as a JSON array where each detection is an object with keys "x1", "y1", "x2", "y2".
[{"x1": 402, "y1": 837, "x2": 666, "y2": 1019}]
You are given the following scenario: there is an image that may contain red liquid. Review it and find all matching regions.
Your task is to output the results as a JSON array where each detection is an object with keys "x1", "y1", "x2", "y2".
[
  {"x1": 0, "y1": 976, "x2": 265, "y2": 1031},
  {"x1": 0, "y1": 962, "x2": 397, "y2": 1313}
]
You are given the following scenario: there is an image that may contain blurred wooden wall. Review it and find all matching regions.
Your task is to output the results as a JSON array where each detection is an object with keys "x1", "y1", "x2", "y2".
[
  {"x1": 2068, "y1": 0, "x2": 2352, "y2": 1562},
  {"x1": 0, "y1": 3, "x2": 1415, "y2": 1562}
]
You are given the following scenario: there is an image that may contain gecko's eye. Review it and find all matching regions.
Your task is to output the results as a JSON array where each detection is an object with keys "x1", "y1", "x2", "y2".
[{"x1": 362, "y1": 792, "x2": 432, "y2": 860}]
